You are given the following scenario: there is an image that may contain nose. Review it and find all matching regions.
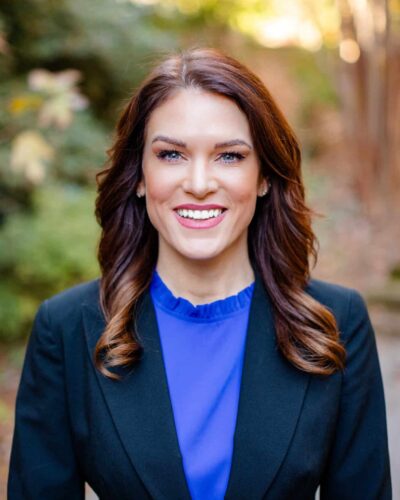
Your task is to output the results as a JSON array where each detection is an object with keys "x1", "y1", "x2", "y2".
[{"x1": 182, "y1": 157, "x2": 218, "y2": 197}]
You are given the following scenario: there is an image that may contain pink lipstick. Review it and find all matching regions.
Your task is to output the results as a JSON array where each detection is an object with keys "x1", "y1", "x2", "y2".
[{"x1": 173, "y1": 204, "x2": 227, "y2": 229}]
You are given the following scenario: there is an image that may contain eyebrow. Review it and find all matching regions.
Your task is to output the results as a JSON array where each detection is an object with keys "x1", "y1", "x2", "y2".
[
  {"x1": 151, "y1": 135, "x2": 253, "y2": 150},
  {"x1": 151, "y1": 135, "x2": 186, "y2": 148},
  {"x1": 215, "y1": 139, "x2": 252, "y2": 149}
]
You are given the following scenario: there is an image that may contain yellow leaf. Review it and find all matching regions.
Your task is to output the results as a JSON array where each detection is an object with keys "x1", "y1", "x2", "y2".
[{"x1": 8, "y1": 95, "x2": 43, "y2": 115}]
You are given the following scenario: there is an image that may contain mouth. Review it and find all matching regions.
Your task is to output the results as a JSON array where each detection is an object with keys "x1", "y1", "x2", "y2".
[
  {"x1": 173, "y1": 204, "x2": 227, "y2": 228},
  {"x1": 175, "y1": 207, "x2": 225, "y2": 220}
]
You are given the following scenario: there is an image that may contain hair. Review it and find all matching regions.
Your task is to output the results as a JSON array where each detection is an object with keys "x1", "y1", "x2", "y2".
[{"x1": 94, "y1": 47, "x2": 346, "y2": 379}]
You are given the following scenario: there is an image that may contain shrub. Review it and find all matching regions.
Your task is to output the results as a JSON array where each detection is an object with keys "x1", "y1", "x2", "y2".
[{"x1": 0, "y1": 183, "x2": 100, "y2": 341}]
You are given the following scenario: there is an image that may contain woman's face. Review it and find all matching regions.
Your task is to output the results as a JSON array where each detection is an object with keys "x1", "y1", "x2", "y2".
[{"x1": 140, "y1": 88, "x2": 267, "y2": 265}]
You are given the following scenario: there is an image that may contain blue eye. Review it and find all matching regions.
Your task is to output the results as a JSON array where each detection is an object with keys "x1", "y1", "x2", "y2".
[
  {"x1": 156, "y1": 150, "x2": 182, "y2": 162},
  {"x1": 219, "y1": 152, "x2": 245, "y2": 163}
]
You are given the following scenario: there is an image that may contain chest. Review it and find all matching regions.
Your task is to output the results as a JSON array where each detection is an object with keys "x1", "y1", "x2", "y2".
[{"x1": 64, "y1": 323, "x2": 342, "y2": 500}]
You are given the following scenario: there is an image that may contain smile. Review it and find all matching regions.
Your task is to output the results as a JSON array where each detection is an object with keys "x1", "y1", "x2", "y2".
[
  {"x1": 176, "y1": 208, "x2": 223, "y2": 220},
  {"x1": 173, "y1": 207, "x2": 227, "y2": 229}
]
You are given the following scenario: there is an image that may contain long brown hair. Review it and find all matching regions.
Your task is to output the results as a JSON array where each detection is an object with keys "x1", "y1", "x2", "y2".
[{"x1": 95, "y1": 48, "x2": 345, "y2": 379}]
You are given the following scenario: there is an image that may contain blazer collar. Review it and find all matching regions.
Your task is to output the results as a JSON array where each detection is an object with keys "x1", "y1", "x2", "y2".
[
  {"x1": 82, "y1": 274, "x2": 310, "y2": 499},
  {"x1": 224, "y1": 274, "x2": 311, "y2": 498}
]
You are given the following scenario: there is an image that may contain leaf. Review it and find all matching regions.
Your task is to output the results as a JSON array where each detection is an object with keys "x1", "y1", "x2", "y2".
[{"x1": 10, "y1": 130, "x2": 54, "y2": 184}]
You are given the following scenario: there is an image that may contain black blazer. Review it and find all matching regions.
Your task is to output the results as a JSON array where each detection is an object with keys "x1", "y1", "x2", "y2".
[{"x1": 8, "y1": 275, "x2": 391, "y2": 499}]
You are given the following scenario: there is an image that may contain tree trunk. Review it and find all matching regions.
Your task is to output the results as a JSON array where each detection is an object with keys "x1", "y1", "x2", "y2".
[{"x1": 336, "y1": 0, "x2": 399, "y2": 213}]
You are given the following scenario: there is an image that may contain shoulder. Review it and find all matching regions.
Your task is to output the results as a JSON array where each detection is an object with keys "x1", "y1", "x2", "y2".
[
  {"x1": 45, "y1": 278, "x2": 100, "y2": 310},
  {"x1": 24, "y1": 279, "x2": 101, "y2": 361},
  {"x1": 40, "y1": 278, "x2": 101, "y2": 331},
  {"x1": 306, "y1": 276, "x2": 358, "y2": 301},
  {"x1": 45, "y1": 278, "x2": 100, "y2": 308},
  {"x1": 305, "y1": 277, "x2": 371, "y2": 341}
]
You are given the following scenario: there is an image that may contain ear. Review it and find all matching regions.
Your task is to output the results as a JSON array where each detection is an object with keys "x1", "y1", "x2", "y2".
[
  {"x1": 257, "y1": 177, "x2": 269, "y2": 197},
  {"x1": 136, "y1": 179, "x2": 146, "y2": 198}
]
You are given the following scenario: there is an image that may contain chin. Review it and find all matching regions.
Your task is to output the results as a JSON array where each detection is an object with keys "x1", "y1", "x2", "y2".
[{"x1": 176, "y1": 243, "x2": 224, "y2": 262}]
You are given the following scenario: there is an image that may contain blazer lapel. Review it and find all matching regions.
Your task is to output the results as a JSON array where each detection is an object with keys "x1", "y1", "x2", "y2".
[
  {"x1": 225, "y1": 275, "x2": 311, "y2": 499},
  {"x1": 82, "y1": 275, "x2": 310, "y2": 499},
  {"x1": 82, "y1": 287, "x2": 192, "y2": 500}
]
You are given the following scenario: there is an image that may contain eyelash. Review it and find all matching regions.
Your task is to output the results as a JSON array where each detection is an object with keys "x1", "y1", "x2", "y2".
[
  {"x1": 156, "y1": 150, "x2": 182, "y2": 162},
  {"x1": 156, "y1": 150, "x2": 246, "y2": 163},
  {"x1": 219, "y1": 151, "x2": 245, "y2": 163}
]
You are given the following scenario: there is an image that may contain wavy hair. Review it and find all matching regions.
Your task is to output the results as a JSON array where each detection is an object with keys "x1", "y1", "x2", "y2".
[{"x1": 95, "y1": 48, "x2": 346, "y2": 379}]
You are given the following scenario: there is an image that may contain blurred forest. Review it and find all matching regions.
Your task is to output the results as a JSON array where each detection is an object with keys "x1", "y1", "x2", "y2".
[
  {"x1": 1, "y1": 0, "x2": 399, "y2": 344},
  {"x1": 1, "y1": 0, "x2": 400, "y2": 495}
]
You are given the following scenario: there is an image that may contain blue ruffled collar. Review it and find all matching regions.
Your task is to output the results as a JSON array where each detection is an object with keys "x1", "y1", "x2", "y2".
[{"x1": 150, "y1": 270, "x2": 255, "y2": 321}]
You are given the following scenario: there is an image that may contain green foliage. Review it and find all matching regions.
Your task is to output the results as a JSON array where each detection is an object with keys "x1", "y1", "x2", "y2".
[
  {"x1": 0, "y1": 0, "x2": 80, "y2": 66},
  {"x1": 46, "y1": 111, "x2": 109, "y2": 184},
  {"x1": 0, "y1": 72, "x2": 109, "y2": 221},
  {"x1": 0, "y1": 184, "x2": 100, "y2": 341},
  {"x1": 0, "y1": 0, "x2": 183, "y2": 121}
]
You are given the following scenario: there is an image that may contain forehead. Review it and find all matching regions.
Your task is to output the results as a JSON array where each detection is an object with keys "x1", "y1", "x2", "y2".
[{"x1": 145, "y1": 88, "x2": 252, "y2": 144}]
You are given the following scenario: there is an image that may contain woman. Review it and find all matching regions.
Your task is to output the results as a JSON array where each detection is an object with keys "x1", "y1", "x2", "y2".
[{"x1": 8, "y1": 48, "x2": 391, "y2": 499}]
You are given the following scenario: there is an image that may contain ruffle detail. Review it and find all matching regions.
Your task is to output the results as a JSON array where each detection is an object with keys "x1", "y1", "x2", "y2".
[{"x1": 150, "y1": 270, "x2": 254, "y2": 321}]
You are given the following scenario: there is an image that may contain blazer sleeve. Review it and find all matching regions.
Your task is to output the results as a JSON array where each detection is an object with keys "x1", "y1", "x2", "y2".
[
  {"x1": 8, "y1": 300, "x2": 84, "y2": 499},
  {"x1": 320, "y1": 289, "x2": 392, "y2": 499}
]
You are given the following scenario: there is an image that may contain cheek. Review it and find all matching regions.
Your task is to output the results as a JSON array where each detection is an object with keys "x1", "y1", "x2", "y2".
[
  {"x1": 228, "y1": 174, "x2": 259, "y2": 207},
  {"x1": 143, "y1": 168, "x2": 175, "y2": 205},
  {"x1": 227, "y1": 177, "x2": 259, "y2": 228},
  {"x1": 143, "y1": 176, "x2": 178, "y2": 233}
]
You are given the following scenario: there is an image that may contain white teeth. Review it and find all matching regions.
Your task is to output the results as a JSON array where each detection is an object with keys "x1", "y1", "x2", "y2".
[{"x1": 176, "y1": 208, "x2": 224, "y2": 220}]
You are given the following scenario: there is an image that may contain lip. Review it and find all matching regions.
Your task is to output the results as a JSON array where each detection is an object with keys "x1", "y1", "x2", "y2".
[
  {"x1": 173, "y1": 207, "x2": 227, "y2": 229},
  {"x1": 174, "y1": 203, "x2": 226, "y2": 210}
]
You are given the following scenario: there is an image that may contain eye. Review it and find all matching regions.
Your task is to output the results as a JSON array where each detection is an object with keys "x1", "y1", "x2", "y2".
[
  {"x1": 156, "y1": 149, "x2": 183, "y2": 162},
  {"x1": 218, "y1": 151, "x2": 245, "y2": 164}
]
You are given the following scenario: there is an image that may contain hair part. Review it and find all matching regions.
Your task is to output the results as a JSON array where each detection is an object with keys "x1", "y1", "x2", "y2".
[{"x1": 95, "y1": 48, "x2": 345, "y2": 379}]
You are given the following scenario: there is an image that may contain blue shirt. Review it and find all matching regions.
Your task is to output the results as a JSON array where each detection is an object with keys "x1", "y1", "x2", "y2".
[{"x1": 150, "y1": 271, "x2": 254, "y2": 500}]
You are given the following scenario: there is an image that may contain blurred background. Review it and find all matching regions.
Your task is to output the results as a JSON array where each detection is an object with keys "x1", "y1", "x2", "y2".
[{"x1": 0, "y1": 0, "x2": 399, "y2": 497}]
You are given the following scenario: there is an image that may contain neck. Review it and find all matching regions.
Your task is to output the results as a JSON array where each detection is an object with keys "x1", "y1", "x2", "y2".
[{"x1": 156, "y1": 244, "x2": 255, "y2": 305}]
